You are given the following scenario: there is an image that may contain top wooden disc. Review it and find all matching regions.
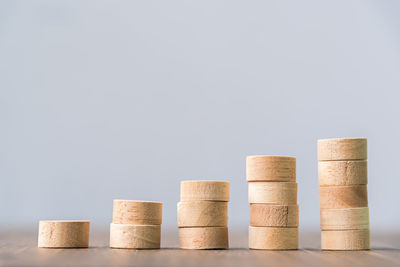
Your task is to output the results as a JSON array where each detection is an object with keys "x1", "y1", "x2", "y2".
[
  {"x1": 113, "y1": 200, "x2": 163, "y2": 225},
  {"x1": 318, "y1": 138, "x2": 367, "y2": 161},
  {"x1": 246, "y1": 156, "x2": 296, "y2": 182},
  {"x1": 180, "y1": 181, "x2": 230, "y2": 201}
]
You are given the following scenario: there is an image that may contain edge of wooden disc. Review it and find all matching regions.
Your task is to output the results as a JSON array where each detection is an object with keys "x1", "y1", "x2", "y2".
[
  {"x1": 180, "y1": 181, "x2": 230, "y2": 202},
  {"x1": 248, "y1": 182, "x2": 297, "y2": 205},
  {"x1": 38, "y1": 220, "x2": 90, "y2": 248},
  {"x1": 317, "y1": 138, "x2": 367, "y2": 161},
  {"x1": 113, "y1": 200, "x2": 163, "y2": 225},
  {"x1": 109, "y1": 224, "x2": 161, "y2": 249},
  {"x1": 321, "y1": 229, "x2": 370, "y2": 250},
  {"x1": 249, "y1": 226, "x2": 298, "y2": 250},
  {"x1": 250, "y1": 204, "x2": 299, "y2": 227},
  {"x1": 179, "y1": 227, "x2": 229, "y2": 249},
  {"x1": 177, "y1": 201, "x2": 228, "y2": 227},
  {"x1": 246, "y1": 156, "x2": 296, "y2": 182},
  {"x1": 319, "y1": 185, "x2": 368, "y2": 209},
  {"x1": 320, "y1": 207, "x2": 369, "y2": 230},
  {"x1": 318, "y1": 161, "x2": 367, "y2": 186}
]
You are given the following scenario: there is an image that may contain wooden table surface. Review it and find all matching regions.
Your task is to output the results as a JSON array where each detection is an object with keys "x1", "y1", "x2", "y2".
[{"x1": 1, "y1": 229, "x2": 399, "y2": 266}]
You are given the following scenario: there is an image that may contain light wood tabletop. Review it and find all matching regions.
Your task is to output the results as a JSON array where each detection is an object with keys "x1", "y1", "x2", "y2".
[{"x1": 1, "y1": 229, "x2": 399, "y2": 266}]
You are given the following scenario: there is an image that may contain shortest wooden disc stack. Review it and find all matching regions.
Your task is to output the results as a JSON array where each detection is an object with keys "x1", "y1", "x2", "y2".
[
  {"x1": 247, "y1": 156, "x2": 298, "y2": 250},
  {"x1": 178, "y1": 180, "x2": 230, "y2": 249},
  {"x1": 318, "y1": 138, "x2": 370, "y2": 250},
  {"x1": 38, "y1": 220, "x2": 90, "y2": 248},
  {"x1": 110, "y1": 200, "x2": 162, "y2": 249}
]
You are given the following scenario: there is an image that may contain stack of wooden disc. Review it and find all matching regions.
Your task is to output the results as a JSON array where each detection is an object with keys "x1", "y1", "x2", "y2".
[
  {"x1": 178, "y1": 180, "x2": 230, "y2": 249},
  {"x1": 318, "y1": 138, "x2": 370, "y2": 250},
  {"x1": 109, "y1": 200, "x2": 163, "y2": 249},
  {"x1": 247, "y1": 156, "x2": 299, "y2": 250}
]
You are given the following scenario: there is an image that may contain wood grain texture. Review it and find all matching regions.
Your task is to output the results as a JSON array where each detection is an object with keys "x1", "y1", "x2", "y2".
[
  {"x1": 3, "y1": 230, "x2": 400, "y2": 266},
  {"x1": 246, "y1": 156, "x2": 296, "y2": 182},
  {"x1": 249, "y1": 226, "x2": 298, "y2": 250},
  {"x1": 320, "y1": 208, "x2": 369, "y2": 230},
  {"x1": 318, "y1": 160, "x2": 368, "y2": 186},
  {"x1": 250, "y1": 204, "x2": 298, "y2": 227},
  {"x1": 248, "y1": 182, "x2": 297, "y2": 205},
  {"x1": 113, "y1": 200, "x2": 163, "y2": 225},
  {"x1": 179, "y1": 227, "x2": 229, "y2": 249},
  {"x1": 177, "y1": 201, "x2": 228, "y2": 227},
  {"x1": 109, "y1": 224, "x2": 160, "y2": 249},
  {"x1": 38, "y1": 220, "x2": 90, "y2": 248},
  {"x1": 321, "y1": 229, "x2": 370, "y2": 250},
  {"x1": 318, "y1": 138, "x2": 367, "y2": 161},
  {"x1": 319, "y1": 185, "x2": 368, "y2": 209},
  {"x1": 180, "y1": 181, "x2": 230, "y2": 202}
]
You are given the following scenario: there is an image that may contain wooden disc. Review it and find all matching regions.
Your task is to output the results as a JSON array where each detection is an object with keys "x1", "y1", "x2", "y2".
[
  {"x1": 250, "y1": 204, "x2": 299, "y2": 227},
  {"x1": 180, "y1": 181, "x2": 230, "y2": 202},
  {"x1": 249, "y1": 226, "x2": 298, "y2": 250},
  {"x1": 246, "y1": 156, "x2": 296, "y2": 182},
  {"x1": 177, "y1": 201, "x2": 228, "y2": 227},
  {"x1": 320, "y1": 208, "x2": 369, "y2": 230},
  {"x1": 321, "y1": 229, "x2": 370, "y2": 250},
  {"x1": 113, "y1": 200, "x2": 162, "y2": 225},
  {"x1": 248, "y1": 182, "x2": 297, "y2": 205},
  {"x1": 179, "y1": 227, "x2": 229, "y2": 249},
  {"x1": 318, "y1": 138, "x2": 367, "y2": 161},
  {"x1": 38, "y1": 220, "x2": 90, "y2": 248},
  {"x1": 109, "y1": 224, "x2": 160, "y2": 249},
  {"x1": 318, "y1": 160, "x2": 367, "y2": 186},
  {"x1": 319, "y1": 185, "x2": 368, "y2": 209}
]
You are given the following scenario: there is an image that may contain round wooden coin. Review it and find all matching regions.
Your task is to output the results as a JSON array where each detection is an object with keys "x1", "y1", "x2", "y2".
[
  {"x1": 180, "y1": 181, "x2": 230, "y2": 202},
  {"x1": 246, "y1": 156, "x2": 296, "y2": 182},
  {"x1": 320, "y1": 207, "x2": 369, "y2": 230},
  {"x1": 321, "y1": 229, "x2": 370, "y2": 250},
  {"x1": 319, "y1": 185, "x2": 368, "y2": 209},
  {"x1": 248, "y1": 182, "x2": 297, "y2": 205},
  {"x1": 38, "y1": 220, "x2": 90, "y2": 248},
  {"x1": 249, "y1": 226, "x2": 298, "y2": 250},
  {"x1": 179, "y1": 227, "x2": 229, "y2": 249},
  {"x1": 250, "y1": 204, "x2": 299, "y2": 227},
  {"x1": 318, "y1": 160, "x2": 367, "y2": 186},
  {"x1": 317, "y1": 138, "x2": 367, "y2": 161},
  {"x1": 177, "y1": 201, "x2": 228, "y2": 227},
  {"x1": 113, "y1": 200, "x2": 162, "y2": 225},
  {"x1": 109, "y1": 224, "x2": 161, "y2": 249}
]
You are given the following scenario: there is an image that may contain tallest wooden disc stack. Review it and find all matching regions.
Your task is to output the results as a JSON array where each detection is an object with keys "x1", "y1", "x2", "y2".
[
  {"x1": 318, "y1": 138, "x2": 370, "y2": 250},
  {"x1": 247, "y1": 156, "x2": 299, "y2": 250}
]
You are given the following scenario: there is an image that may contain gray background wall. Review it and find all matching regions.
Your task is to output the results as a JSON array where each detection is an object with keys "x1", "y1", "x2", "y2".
[{"x1": 1, "y1": 0, "x2": 399, "y2": 231}]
